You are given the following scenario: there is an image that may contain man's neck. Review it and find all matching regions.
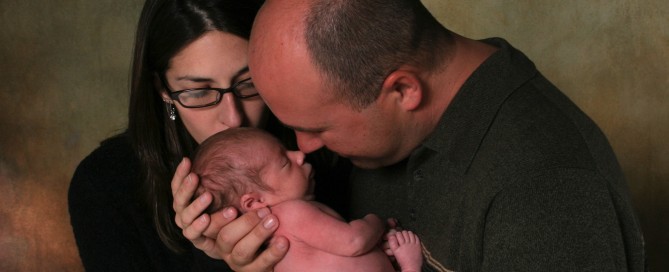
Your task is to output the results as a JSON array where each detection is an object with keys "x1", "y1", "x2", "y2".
[{"x1": 422, "y1": 34, "x2": 498, "y2": 136}]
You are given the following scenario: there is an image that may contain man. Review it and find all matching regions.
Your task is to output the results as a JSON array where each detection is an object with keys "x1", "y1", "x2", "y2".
[{"x1": 181, "y1": 0, "x2": 646, "y2": 270}]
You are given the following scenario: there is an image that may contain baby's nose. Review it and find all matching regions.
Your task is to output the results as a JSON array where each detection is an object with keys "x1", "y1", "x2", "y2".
[{"x1": 289, "y1": 150, "x2": 306, "y2": 165}]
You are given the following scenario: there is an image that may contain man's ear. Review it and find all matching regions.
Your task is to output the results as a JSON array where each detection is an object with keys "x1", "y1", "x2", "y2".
[
  {"x1": 239, "y1": 192, "x2": 266, "y2": 213},
  {"x1": 379, "y1": 70, "x2": 423, "y2": 111}
]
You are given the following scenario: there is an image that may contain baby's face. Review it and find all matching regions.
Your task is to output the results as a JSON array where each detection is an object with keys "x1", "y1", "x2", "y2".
[{"x1": 259, "y1": 141, "x2": 315, "y2": 204}]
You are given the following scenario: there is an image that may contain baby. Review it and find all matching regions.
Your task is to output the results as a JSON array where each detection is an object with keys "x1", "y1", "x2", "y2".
[{"x1": 192, "y1": 127, "x2": 423, "y2": 272}]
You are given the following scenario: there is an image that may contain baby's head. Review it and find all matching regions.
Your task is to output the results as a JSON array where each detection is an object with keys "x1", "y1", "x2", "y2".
[{"x1": 192, "y1": 127, "x2": 315, "y2": 214}]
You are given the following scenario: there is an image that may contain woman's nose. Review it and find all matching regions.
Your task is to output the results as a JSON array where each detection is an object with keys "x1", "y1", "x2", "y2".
[{"x1": 218, "y1": 93, "x2": 243, "y2": 128}]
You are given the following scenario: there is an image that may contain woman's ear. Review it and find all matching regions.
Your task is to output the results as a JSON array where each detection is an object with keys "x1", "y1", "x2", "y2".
[
  {"x1": 153, "y1": 72, "x2": 171, "y2": 101},
  {"x1": 240, "y1": 192, "x2": 266, "y2": 213},
  {"x1": 380, "y1": 70, "x2": 423, "y2": 111}
]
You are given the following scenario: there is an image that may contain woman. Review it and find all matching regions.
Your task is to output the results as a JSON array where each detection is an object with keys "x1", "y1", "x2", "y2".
[{"x1": 69, "y1": 0, "x2": 349, "y2": 270}]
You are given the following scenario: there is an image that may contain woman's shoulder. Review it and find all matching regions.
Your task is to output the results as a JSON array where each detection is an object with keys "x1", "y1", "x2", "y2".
[{"x1": 70, "y1": 133, "x2": 140, "y2": 193}]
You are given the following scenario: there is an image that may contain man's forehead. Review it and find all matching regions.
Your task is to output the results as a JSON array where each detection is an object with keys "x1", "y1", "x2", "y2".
[{"x1": 267, "y1": 96, "x2": 330, "y2": 132}]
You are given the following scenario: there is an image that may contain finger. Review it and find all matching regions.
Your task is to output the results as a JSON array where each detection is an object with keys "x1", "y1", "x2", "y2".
[
  {"x1": 231, "y1": 214, "x2": 279, "y2": 266},
  {"x1": 182, "y1": 213, "x2": 210, "y2": 241},
  {"x1": 202, "y1": 207, "x2": 238, "y2": 238},
  {"x1": 191, "y1": 234, "x2": 216, "y2": 254},
  {"x1": 386, "y1": 217, "x2": 398, "y2": 229},
  {"x1": 403, "y1": 230, "x2": 412, "y2": 243},
  {"x1": 173, "y1": 172, "x2": 200, "y2": 213},
  {"x1": 243, "y1": 236, "x2": 289, "y2": 272},
  {"x1": 171, "y1": 157, "x2": 191, "y2": 195},
  {"x1": 407, "y1": 230, "x2": 419, "y2": 244},
  {"x1": 384, "y1": 228, "x2": 397, "y2": 240},
  {"x1": 223, "y1": 211, "x2": 279, "y2": 265},
  {"x1": 175, "y1": 187, "x2": 211, "y2": 229},
  {"x1": 172, "y1": 166, "x2": 200, "y2": 228},
  {"x1": 217, "y1": 208, "x2": 269, "y2": 256},
  {"x1": 395, "y1": 231, "x2": 406, "y2": 244},
  {"x1": 183, "y1": 213, "x2": 226, "y2": 260},
  {"x1": 381, "y1": 237, "x2": 391, "y2": 251},
  {"x1": 388, "y1": 235, "x2": 399, "y2": 252}
]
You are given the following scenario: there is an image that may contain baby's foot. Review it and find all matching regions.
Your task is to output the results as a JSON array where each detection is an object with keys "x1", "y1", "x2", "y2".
[{"x1": 388, "y1": 230, "x2": 423, "y2": 272}]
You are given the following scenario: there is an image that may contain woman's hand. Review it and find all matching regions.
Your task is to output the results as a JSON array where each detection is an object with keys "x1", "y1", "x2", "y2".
[
  {"x1": 171, "y1": 157, "x2": 223, "y2": 257},
  {"x1": 171, "y1": 158, "x2": 289, "y2": 271}
]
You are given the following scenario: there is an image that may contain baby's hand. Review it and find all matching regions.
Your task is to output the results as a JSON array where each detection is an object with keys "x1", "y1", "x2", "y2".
[
  {"x1": 388, "y1": 230, "x2": 423, "y2": 272},
  {"x1": 382, "y1": 218, "x2": 403, "y2": 256}
]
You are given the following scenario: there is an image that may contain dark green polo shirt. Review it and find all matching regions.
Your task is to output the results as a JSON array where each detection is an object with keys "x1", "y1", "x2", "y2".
[{"x1": 349, "y1": 38, "x2": 645, "y2": 272}]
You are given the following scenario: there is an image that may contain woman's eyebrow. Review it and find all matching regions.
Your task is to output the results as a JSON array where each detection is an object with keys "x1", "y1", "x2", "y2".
[
  {"x1": 234, "y1": 66, "x2": 250, "y2": 78},
  {"x1": 175, "y1": 66, "x2": 250, "y2": 82},
  {"x1": 175, "y1": 76, "x2": 213, "y2": 83}
]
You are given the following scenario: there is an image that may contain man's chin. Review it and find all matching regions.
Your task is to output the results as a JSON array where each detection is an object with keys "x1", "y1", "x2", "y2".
[{"x1": 348, "y1": 157, "x2": 387, "y2": 169}]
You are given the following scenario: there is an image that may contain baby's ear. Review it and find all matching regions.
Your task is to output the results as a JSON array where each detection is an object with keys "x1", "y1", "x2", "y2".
[{"x1": 240, "y1": 192, "x2": 266, "y2": 213}]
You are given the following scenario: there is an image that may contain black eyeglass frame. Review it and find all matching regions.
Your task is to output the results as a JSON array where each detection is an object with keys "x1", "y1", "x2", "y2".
[{"x1": 161, "y1": 77, "x2": 259, "y2": 109}]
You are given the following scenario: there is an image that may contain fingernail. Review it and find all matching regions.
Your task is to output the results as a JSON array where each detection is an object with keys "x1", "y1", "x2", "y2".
[
  {"x1": 187, "y1": 174, "x2": 193, "y2": 184},
  {"x1": 257, "y1": 207, "x2": 270, "y2": 218},
  {"x1": 199, "y1": 193, "x2": 209, "y2": 204},
  {"x1": 263, "y1": 217, "x2": 276, "y2": 229},
  {"x1": 275, "y1": 238, "x2": 287, "y2": 250},
  {"x1": 223, "y1": 207, "x2": 236, "y2": 219}
]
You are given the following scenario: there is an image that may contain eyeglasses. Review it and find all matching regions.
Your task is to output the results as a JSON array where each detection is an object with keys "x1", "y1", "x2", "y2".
[{"x1": 163, "y1": 78, "x2": 259, "y2": 108}]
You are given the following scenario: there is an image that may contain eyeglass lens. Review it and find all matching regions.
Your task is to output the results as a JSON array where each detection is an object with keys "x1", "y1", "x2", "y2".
[{"x1": 175, "y1": 80, "x2": 258, "y2": 107}]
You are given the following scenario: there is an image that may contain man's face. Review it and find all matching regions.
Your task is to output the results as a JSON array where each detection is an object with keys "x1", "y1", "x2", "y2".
[
  {"x1": 252, "y1": 56, "x2": 404, "y2": 169},
  {"x1": 249, "y1": 2, "x2": 407, "y2": 169}
]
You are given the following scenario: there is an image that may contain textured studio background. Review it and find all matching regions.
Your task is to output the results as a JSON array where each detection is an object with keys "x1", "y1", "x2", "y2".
[{"x1": 1, "y1": 1, "x2": 667, "y2": 271}]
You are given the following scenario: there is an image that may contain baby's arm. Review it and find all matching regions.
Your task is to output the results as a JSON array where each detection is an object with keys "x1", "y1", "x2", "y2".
[{"x1": 274, "y1": 200, "x2": 385, "y2": 257}]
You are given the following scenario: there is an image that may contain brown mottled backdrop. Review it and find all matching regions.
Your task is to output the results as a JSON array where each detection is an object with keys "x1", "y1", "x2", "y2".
[{"x1": 0, "y1": 1, "x2": 666, "y2": 271}]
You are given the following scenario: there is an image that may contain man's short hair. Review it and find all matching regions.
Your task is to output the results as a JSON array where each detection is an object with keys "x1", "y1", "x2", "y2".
[{"x1": 305, "y1": 0, "x2": 452, "y2": 109}]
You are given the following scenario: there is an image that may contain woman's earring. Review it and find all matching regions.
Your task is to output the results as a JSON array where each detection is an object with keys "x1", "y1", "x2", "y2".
[
  {"x1": 169, "y1": 104, "x2": 176, "y2": 121},
  {"x1": 164, "y1": 100, "x2": 176, "y2": 121}
]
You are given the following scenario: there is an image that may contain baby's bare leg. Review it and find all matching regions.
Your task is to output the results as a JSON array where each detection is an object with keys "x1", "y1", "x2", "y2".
[{"x1": 388, "y1": 230, "x2": 423, "y2": 272}]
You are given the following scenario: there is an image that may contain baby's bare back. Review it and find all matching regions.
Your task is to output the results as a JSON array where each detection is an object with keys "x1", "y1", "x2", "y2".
[{"x1": 270, "y1": 200, "x2": 395, "y2": 272}]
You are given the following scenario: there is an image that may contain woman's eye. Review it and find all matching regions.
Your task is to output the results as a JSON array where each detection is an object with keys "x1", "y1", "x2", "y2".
[{"x1": 184, "y1": 90, "x2": 211, "y2": 98}]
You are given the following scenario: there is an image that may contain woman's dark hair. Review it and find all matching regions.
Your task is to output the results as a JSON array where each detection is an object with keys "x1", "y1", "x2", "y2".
[{"x1": 127, "y1": 0, "x2": 264, "y2": 252}]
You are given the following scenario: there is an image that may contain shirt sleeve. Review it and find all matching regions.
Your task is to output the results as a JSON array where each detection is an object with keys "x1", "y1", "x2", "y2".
[{"x1": 480, "y1": 168, "x2": 627, "y2": 271}]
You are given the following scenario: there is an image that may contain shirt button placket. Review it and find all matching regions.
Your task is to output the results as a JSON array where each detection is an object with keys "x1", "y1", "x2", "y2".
[{"x1": 409, "y1": 169, "x2": 424, "y2": 222}]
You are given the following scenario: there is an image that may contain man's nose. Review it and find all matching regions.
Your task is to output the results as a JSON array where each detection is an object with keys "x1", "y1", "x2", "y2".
[{"x1": 295, "y1": 131, "x2": 324, "y2": 154}]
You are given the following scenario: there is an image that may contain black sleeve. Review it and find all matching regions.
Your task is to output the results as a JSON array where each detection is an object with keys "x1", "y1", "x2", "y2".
[
  {"x1": 68, "y1": 136, "x2": 195, "y2": 271},
  {"x1": 68, "y1": 139, "x2": 155, "y2": 271}
]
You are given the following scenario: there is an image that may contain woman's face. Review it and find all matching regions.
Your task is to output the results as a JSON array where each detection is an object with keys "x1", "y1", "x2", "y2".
[{"x1": 162, "y1": 31, "x2": 267, "y2": 144}]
